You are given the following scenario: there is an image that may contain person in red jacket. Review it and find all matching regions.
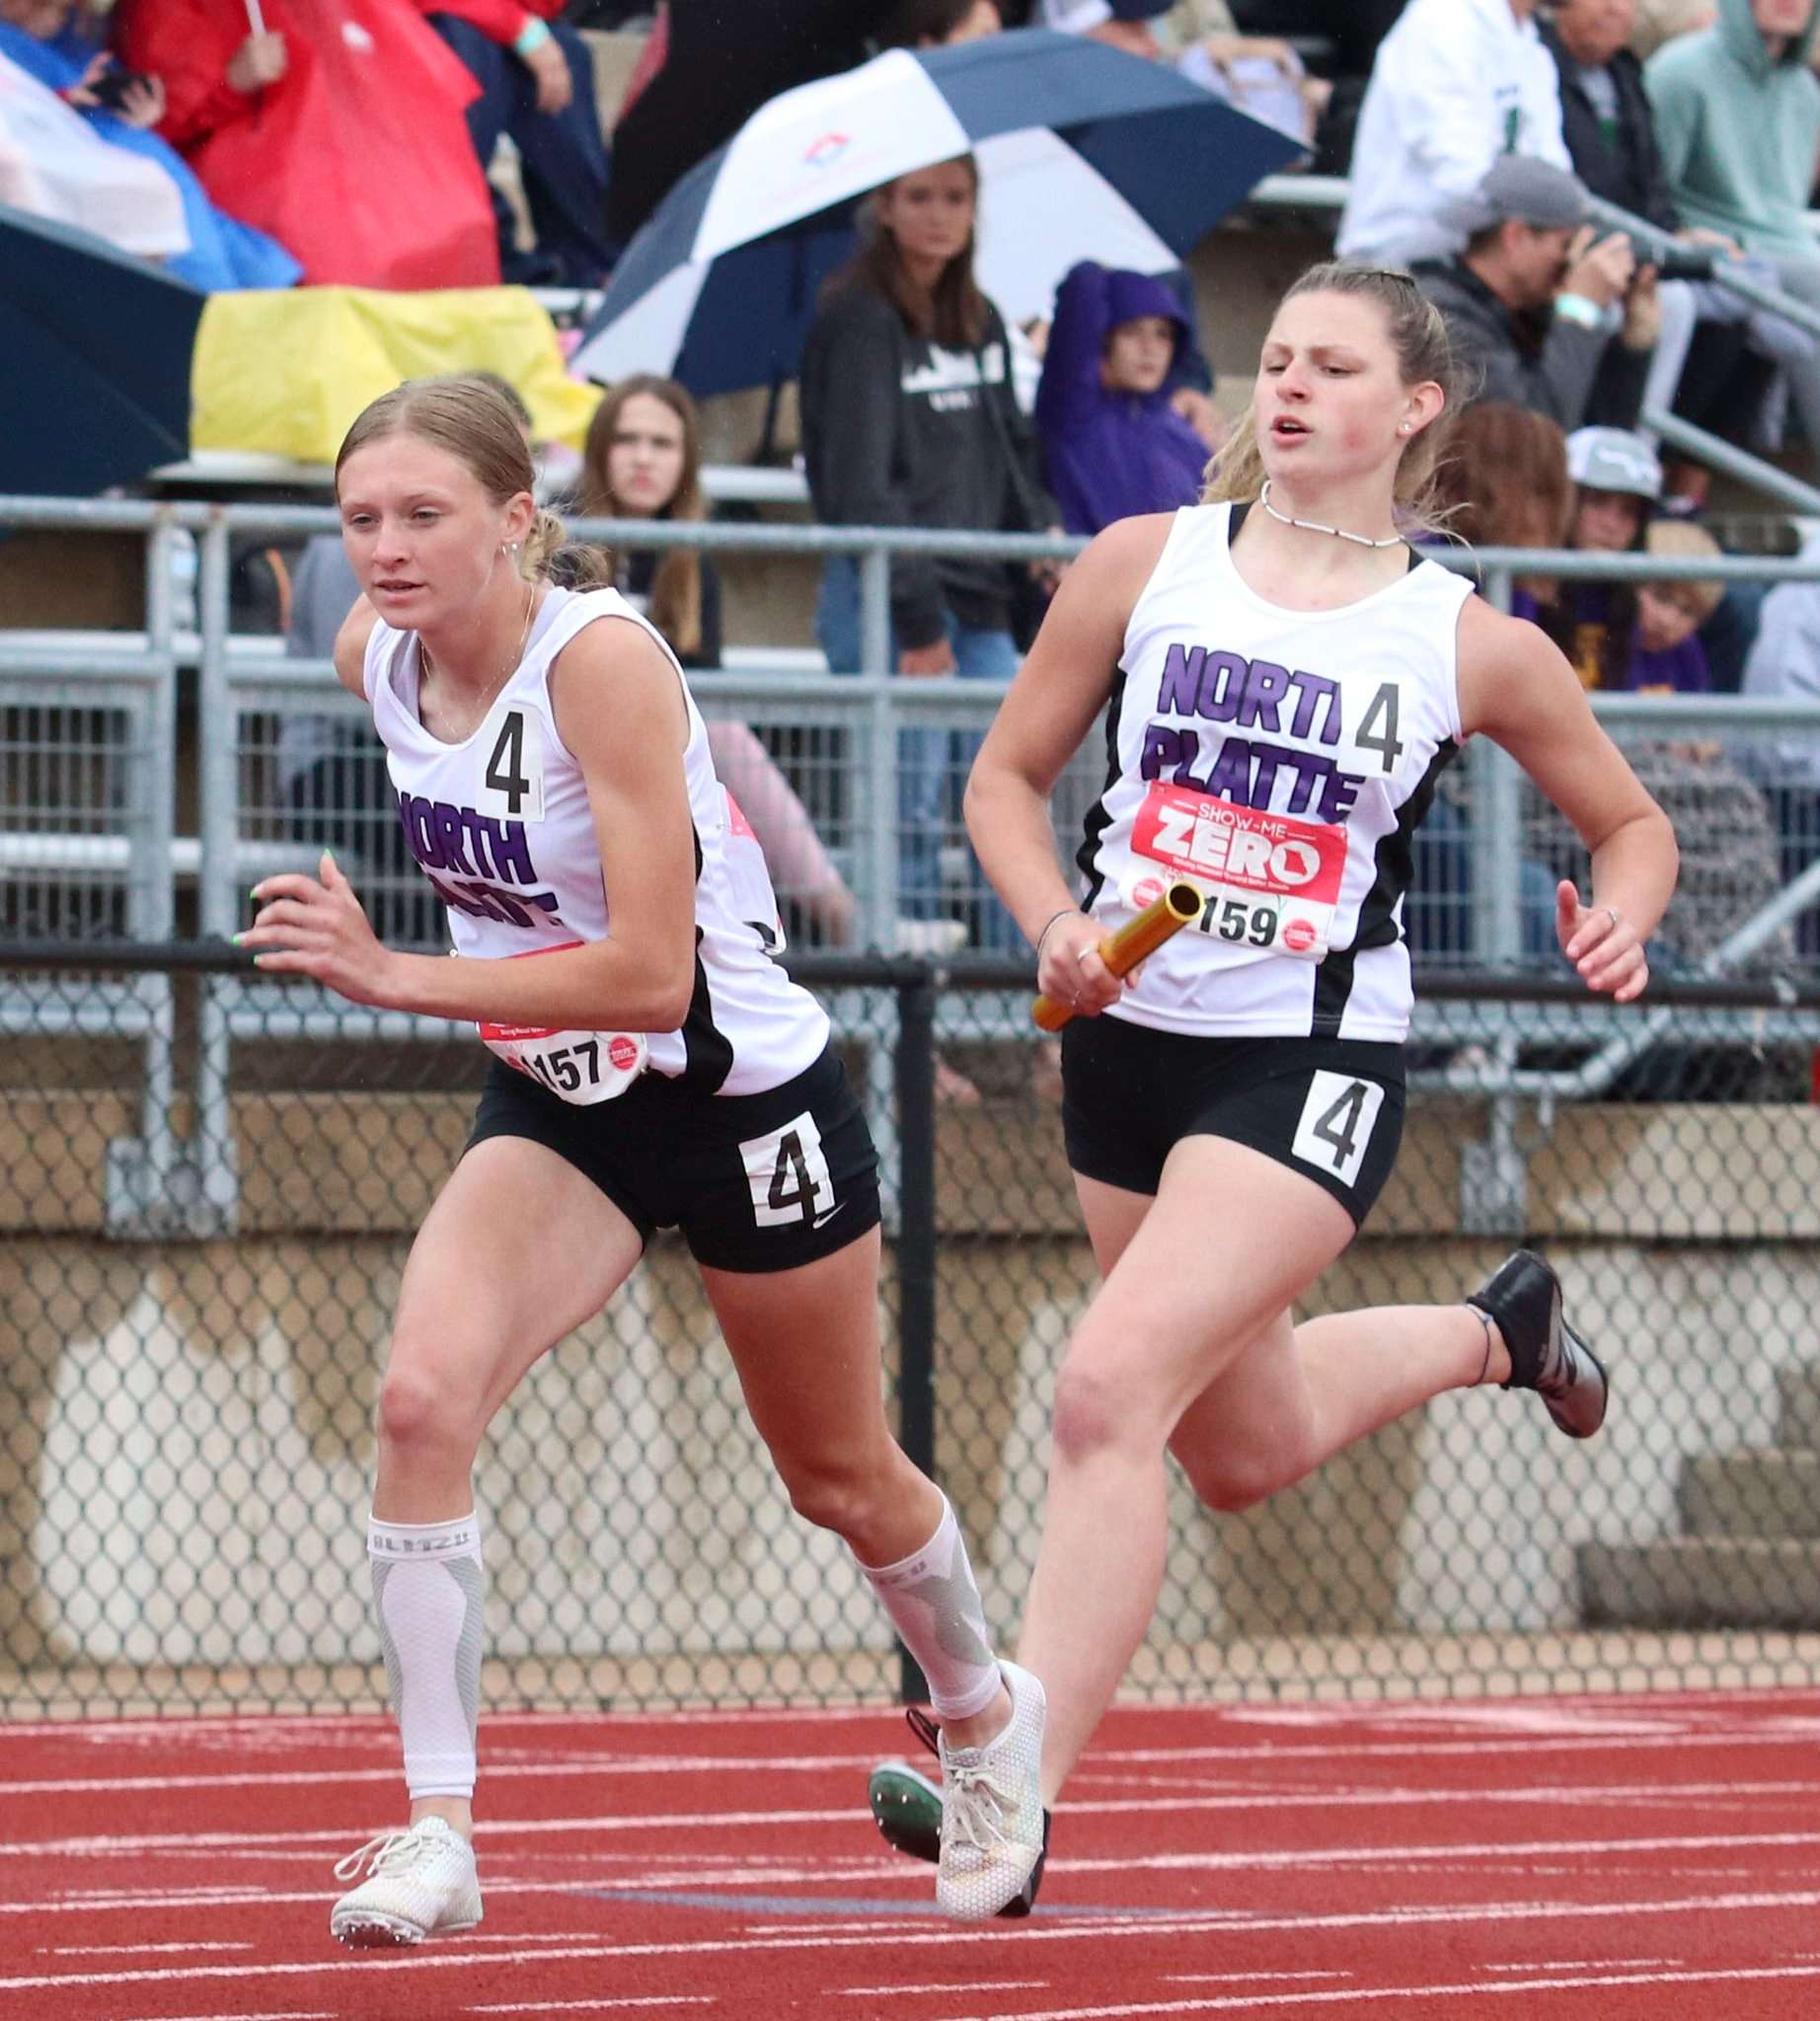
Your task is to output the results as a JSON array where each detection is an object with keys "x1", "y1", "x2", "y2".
[
  {"x1": 113, "y1": 0, "x2": 500, "y2": 290},
  {"x1": 425, "y1": 0, "x2": 617, "y2": 285}
]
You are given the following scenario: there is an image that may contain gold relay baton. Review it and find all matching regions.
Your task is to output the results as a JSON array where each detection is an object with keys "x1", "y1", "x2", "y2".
[{"x1": 1031, "y1": 880, "x2": 1205, "y2": 1032}]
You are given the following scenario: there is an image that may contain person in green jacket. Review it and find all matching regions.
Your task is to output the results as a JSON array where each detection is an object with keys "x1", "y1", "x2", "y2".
[{"x1": 1645, "y1": 0, "x2": 1820, "y2": 441}]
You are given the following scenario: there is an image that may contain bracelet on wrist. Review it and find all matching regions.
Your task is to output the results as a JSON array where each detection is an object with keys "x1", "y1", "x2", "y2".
[
  {"x1": 513, "y1": 16, "x2": 552, "y2": 55},
  {"x1": 1033, "y1": 908, "x2": 1080, "y2": 961},
  {"x1": 1553, "y1": 292, "x2": 1604, "y2": 331}
]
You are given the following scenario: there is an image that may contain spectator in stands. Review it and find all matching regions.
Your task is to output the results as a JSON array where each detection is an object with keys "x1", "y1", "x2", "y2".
[
  {"x1": 875, "y1": 0, "x2": 1004, "y2": 43},
  {"x1": 1033, "y1": 260, "x2": 1217, "y2": 536},
  {"x1": 425, "y1": 1, "x2": 617, "y2": 287},
  {"x1": 1412, "y1": 154, "x2": 1659, "y2": 432},
  {"x1": 800, "y1": 154, "x2": 1054, "y2": 960},
  {"x1": 113, "y1": 0, "x2": 499, "y2": 289},
  {"x1": 1415, "y1": 401, "x2": 1574, "y2": 961},
  {"x1": 0, "y1": 35, "x2": 189, "y2": 259},
  {"x1": 0, "y1": 0, "x2": 299, "y2": 288},
  {"x1": 1619, "y1": 515, "x2": 1787, "y2": 970},
  {"x1": 1040, "y1": 0, "x2": 1323, "y2": 143},
  {"x1": 1197, "y1": 1, "x2": 1409, "y2": 176},
  {"x1": 1545, "y1": 423, "x2": 1664, "y2": 688},
  {"x1": 1624, "y1": 518, "x2": 1724, "y2": 692},
  {"x1": 1646, "y1": 0, "x2": 1820, "y2": 459},
  {"x1": 1336, "y1": 0, "x2": 1572, "y2": 269},
  {"x1": 1539, "y1": 0, "x2": 1725, "y2": 434},
  {"x1": 1543, "y1": 0, "x2": 1678, "y2": 234},
  {"x1": 575, "y1": 376, "x2": 858, "y2": 949},
  {"x1": 1740, "y1": 521, "x2": 1820, "y2": 952}
]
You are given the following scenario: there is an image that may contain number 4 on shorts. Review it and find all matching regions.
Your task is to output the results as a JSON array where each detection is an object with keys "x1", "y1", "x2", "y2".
[
  {"x1": 739, "y1": 1111, "x2": 836, "y2": 1228},
  {"x1": 1291, "y1": 1071, "x2": 1385, "y2": 1187}
]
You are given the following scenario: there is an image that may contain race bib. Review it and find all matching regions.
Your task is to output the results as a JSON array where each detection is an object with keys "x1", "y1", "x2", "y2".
[
  {"x1": 1132, "y1": 782, "x2": 1347, "y2": 961},
  {"x1": 479, "y1": 1020, "x2": 648, "y2": 1104}
]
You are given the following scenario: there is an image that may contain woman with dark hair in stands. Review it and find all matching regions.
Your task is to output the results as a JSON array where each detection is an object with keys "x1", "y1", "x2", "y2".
[
  {"x1": 578, "y1": 375, "x2": 856, "y2": 946},
  {"x1": 799, "y1": 154, "x2": 1055, "y2": 954}
]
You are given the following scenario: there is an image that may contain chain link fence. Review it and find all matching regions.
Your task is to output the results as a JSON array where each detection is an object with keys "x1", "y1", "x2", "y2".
[{"x1": 6, "y1": 948, "x2": 1820, "y2": 1720}]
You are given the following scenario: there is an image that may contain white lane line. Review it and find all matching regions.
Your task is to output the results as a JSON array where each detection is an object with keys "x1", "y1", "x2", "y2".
[
  {"x1": 833, "y1": 1984, "x2": 1049, "y2": 1999},
  {"x1": 1478, "y1": 1957, "x2": 1685, "y2": 1973},
  {"x1": 924, "y1": 1961, "x2": 1820, "y2": 2020},
  {"x1": 1160, "y1": 1977, "x2": 1352, "y2": 1986},
  {"x1": 2, "y1": 1888, "x2": 1818, "y2": 1993},
  {"x1": 53, "y1": 1941, "x2": 258, "y2": 1955},
  {"x1": 471, "y1": 2001, "x2": 718, "y2": 2014}
]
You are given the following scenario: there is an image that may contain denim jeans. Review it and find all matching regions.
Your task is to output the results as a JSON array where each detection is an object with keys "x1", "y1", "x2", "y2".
[{"x1": 816, "y1": 557, "x2": 1021, "y2": 949}]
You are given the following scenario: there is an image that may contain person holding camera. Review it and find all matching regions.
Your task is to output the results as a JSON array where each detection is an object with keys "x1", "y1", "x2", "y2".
[{"x1": 1411, "y1": 154, "x2": 1660, "y2": 432}]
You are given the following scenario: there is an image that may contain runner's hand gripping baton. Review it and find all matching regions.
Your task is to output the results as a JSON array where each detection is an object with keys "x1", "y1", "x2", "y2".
[{"x1": 1031, "y1": 880, "x2": 1204, "y2": 1031}]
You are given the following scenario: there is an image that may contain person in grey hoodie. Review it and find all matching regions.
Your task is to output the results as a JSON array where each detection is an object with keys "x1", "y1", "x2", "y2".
[
  {"x1": 799, "y1": 153, "x2": 1054, "y2": 955},
  {"x1": 1645, "y1": 0, "x2": 1820, "y2": 443}
]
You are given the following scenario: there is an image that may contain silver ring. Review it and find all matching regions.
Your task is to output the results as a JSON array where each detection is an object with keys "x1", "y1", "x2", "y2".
[
  {"x1": 1076, "y1": 947, "x2": 1097, "y2": 966},
  {"x1": 1601, "y1": 906, "x2": 1622, "y2": 932}
]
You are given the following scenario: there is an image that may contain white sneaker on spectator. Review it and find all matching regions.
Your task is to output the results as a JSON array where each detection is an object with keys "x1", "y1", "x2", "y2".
[
  {"x1": 936, "y1": 1660, "x2": 1050, "y2": 1919},
  {"x1": 330, "y1": 1816, "x2": 481, "y2": 1948}
]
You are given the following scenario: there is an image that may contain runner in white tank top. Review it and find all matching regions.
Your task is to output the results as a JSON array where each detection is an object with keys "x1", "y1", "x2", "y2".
[
  {"x1": 240, "y1": 376, "x2": 1030, "y2": 1946},
  {"x1": 876, "y1": 264, "x2": 1682, "y2": 1888},
  {"x1": 1079, "y1": 494, "x2": 1473, "y2": 1042},
  {"x1": 363, "y1": 579, "x2": 826, "y2": 1095}
]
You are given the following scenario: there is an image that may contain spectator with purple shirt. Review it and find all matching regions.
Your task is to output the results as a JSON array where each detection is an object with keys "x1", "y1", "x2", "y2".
[
  {"x1": 1620, "y1": 519, "x2": 1722, "y2": 693},
  {"x1": 1033, "y1": 260, "x2": 1220, "y2": 536}
]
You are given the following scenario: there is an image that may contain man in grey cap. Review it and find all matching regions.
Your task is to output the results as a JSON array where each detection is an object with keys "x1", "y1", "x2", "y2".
[{"x1": 1411, "y1": 154, "x2": 1661, "y2": 431}]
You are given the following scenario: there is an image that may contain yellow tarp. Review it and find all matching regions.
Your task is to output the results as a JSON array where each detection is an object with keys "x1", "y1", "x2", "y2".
[{"x1": 190, "y1": 285, "x2": 601, "y2": 462}]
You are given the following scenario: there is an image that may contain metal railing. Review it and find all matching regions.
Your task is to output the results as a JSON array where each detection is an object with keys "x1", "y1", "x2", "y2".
[{"x1": 7, "y1": 496, "x2": 1820, "y2": 1233}]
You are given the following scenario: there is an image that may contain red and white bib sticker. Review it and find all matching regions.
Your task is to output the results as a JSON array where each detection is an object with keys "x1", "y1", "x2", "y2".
[
  {"x1": 1131, "y1": 782, "x2": 1347, "y2": 961},
  {"x1": 476, "y1": 940, "x2": 648, "y2": 1103},
  {"x1": 480, "y1": 1020, "x2": 648, "y2": 1104}
]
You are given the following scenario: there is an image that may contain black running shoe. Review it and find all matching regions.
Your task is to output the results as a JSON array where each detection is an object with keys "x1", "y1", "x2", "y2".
[{"x1": 1468, "y1": 1248, "x2": 1609, "y2": 1439}]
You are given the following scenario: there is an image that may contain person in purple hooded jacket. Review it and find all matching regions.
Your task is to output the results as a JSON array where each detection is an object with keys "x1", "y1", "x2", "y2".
[{"x1": 1034, "y1": 261, "x2": 1226, "y2": 536}]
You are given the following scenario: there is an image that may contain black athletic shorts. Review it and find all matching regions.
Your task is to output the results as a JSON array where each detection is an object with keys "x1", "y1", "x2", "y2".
[
  {"x1": 1060, "y1": 1012, "x2": 1406, "y2": 1228},
  {"x1": 466, "y1": 1045, "x2": 881, "y2": 1273}
]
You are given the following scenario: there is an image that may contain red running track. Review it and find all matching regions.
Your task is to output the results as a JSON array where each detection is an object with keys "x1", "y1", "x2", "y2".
[{"x1": 5, "y1": 1688, "x2": 1820, "y2": 2020}]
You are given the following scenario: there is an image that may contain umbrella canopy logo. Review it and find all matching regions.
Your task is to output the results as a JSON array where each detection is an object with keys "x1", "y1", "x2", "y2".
[{"x1": 803, "y1": 132, "x2": 852, "y2": 171}]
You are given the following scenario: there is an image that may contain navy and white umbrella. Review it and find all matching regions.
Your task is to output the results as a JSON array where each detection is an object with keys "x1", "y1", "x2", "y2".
[{"x1": 571, "y1": 31, "x2": 1304, "y2": 398}]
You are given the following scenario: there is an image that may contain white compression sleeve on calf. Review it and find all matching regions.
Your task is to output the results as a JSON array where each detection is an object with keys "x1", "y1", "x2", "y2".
[
  {"x1": 856, "y1": 1495, "x2": 1001, "y2": 1722},
  {"x1": 368, "y1": 1512, "x2": 486, "y2": 1800}
]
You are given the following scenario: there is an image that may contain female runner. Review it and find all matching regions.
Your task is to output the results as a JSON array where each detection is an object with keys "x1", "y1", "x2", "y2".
[
  {"x1": 239, "y1": 375, "x2": 1025, "y2": 1943},
  {"x1": 872, "y1": 261, "x2": 1679, "y2": 1916}
]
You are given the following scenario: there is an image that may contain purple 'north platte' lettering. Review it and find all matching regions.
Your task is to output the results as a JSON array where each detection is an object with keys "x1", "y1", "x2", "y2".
[
  {"x1": 1138, "y1": 728, "x2": 1363, "y2": 822},
  {"x1": 399, "y1": 791, "x2": 539, "y2": 885},
  {"x1": 1155, "y1": 642, "x2": 1343, "y2": 749}
]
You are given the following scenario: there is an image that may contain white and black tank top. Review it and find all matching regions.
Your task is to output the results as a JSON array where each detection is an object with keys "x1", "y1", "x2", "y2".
[
  {"x1": 1077, "y1": 501, "x2": 1474, "y2": 1043},
  {"x1": 365, "y1": 584, "x2": 829, "y2": 1095}
]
